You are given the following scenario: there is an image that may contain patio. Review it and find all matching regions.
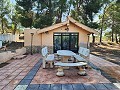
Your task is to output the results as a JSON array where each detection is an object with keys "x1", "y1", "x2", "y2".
[{"x1": 0, "y1": 54, "x2": 119, "y2": 90}]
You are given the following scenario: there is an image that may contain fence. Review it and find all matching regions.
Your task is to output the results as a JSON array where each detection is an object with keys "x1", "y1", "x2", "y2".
[{"x1": 0, "y1": 34, "x2": 19, "y2": 42}]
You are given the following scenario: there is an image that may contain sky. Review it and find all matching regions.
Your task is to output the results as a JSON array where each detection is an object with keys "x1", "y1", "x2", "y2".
[{"x1": 10, "y1": 0, "x2": 16, "y2": 4}]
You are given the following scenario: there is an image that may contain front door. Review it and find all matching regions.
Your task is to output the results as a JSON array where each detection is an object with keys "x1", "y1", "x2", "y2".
[{"x1": 54, "y1": 33, "x2": 79, "y2": 53}]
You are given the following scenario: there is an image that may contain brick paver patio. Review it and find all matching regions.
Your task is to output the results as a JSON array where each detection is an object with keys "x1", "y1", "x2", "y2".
[
  {"x1": 0, "y1": 54, "x2": 41, "y2": 90},
  {"x1": 0, "y1": 54, "x2": 119, "y2": 90},
  {"x1": 90, "y1": 55, "x2": 120, "y2": 81}
]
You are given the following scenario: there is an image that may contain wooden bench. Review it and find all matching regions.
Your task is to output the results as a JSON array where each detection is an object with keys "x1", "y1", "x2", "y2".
[
  {"x1": 54, "y1": 62, "x2": 87, "y2": 76},
  {"x1": 41, "y1": 47, "x2": 55, "y2": 68},
  {"x1": 74, "y1": 47, "x2": 90, "y2": 62}
]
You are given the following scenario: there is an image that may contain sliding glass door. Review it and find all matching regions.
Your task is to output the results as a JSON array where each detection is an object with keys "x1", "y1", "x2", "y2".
[{"x1": 54, "y1": 33, "x2": 79, "y2": 53}]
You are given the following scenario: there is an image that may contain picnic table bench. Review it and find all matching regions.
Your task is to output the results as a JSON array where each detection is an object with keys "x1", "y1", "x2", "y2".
[
  {"x1": 54, "y1": 62, "x2": 87, "y2": 76},
  {"x1": 74, "y1": 47, "x2": 90, "y2": 62}
]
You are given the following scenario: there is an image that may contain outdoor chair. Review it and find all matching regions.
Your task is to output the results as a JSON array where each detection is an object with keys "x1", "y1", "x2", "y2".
[
  {"x1": 74, "y1": 47, "x2": 90, "y2": 63},
  {"x1": 41, "y1": 47, "x2": 55, "y2": 68}
]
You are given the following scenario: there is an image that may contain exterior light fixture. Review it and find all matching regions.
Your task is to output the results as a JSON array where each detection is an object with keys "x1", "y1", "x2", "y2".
[
  {"x1": 65, "y1": 26, "x2": 69, "y2": 32},
  {"x1": 65, "y1": 23, "x2": 69, "y2": 32},
  {"x1": 30, "y1": 33, "x2": 34, "y2": 55},
  {"x1": 45, "y1": 31, "x2": 49, "y2": 34}
]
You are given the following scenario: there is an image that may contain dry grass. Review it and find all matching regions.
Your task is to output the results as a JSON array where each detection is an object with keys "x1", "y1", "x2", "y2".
[{"x1": 90, "y1": 43, "x2": 120, "y2": 65}]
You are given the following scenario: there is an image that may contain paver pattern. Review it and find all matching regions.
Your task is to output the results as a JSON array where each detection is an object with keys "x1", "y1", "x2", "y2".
[
  {"x1": 26, "y1": 83, "x2": 119, "y2": 90},
  {"x1": 31, "y1": 66, "x2": 110, "y2": 84},
  {"x1": 90, "y1": 54, "x2": 120, "y2": 81},
  {"x1": 0, "y1": 54, "x2": 41, "y2": 90},
  {"x1": 0, "y1": 54, "x2": 119, "y2": 90},
  {"x1": 90, "y1": 54, "x2": 119, "y2": 67}
]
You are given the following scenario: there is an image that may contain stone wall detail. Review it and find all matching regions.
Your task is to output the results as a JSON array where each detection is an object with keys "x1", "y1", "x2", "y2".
[{"x1": 25, "y1": 46, "x2": 53, "y2": 54}]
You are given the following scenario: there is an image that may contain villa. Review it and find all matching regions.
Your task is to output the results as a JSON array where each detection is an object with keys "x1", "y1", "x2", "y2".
[
  {"x1": 0, "y1": 17, "x2": 119, "y2": 90},
  {"x1": 24, "y1": 16, "x2": 98, "y2": 53}
]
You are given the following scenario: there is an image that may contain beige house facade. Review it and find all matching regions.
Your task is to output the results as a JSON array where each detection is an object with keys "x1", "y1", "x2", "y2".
[{"x1": 24, "y1": 17, "x2": 98, "y2": 53}]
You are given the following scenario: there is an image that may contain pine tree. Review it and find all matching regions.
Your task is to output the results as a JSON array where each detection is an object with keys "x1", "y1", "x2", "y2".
[{"x1": 0, "y1": 0, "x2": 10, "y2": 34}]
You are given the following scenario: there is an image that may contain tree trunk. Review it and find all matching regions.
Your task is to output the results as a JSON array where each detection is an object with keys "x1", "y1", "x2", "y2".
[
  {"x1": 111, "y1": 5, "x2": 115, "y2": 42},
  {"x1": 56, "y1": 9, "x2": 62, "y2": 23},
  {"x1": 1, "y1": 18, "x2": 4, "y2": 34},
  {"x1": 13, "y1": 23, "x2": 17, "y2": 35},
  {"x1": 30, "y1": 18, "x2": 33, "y2": 29},
  {"x1": 100, "y1": 14, "x2": 105, "y2": 43},
  {"x1": 59, "y1": 1, "x2": 64, "y2": 23},
  {"x1": 119, "y1": 36, "x2": 120, "y2": 43},
  {"x1": 111, "y1": 29, "x2": 114, "y2": 42},
  {"x1": 36, "y1": 0, "x2": 40, "y2": 18},
  {"x1": 49, "y1": 0, "x2": 52, "y2": 17},
  {"x1": 59, "y1": 10, "x2": 62, "y2": 23},
  {"x1": 92, "y1": 33, "x2": 95, "y2": 43},
  {"x1": 115, "y1": 33, "x2": 118, "y2": 43},
  {"x1": 100, "y1": 4, "x2": 108, "y2": 44},
  {"x1": 68, "y1": 2, "x2": 71, "y2": 15},
  {"x1": 100, "y1": 24, "x2": 103, "y2": 43}
]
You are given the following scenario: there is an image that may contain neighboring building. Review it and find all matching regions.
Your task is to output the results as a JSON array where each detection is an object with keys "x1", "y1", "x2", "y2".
[{"x1": 24, "y1": 16, "x2": 98, "y2": 53}]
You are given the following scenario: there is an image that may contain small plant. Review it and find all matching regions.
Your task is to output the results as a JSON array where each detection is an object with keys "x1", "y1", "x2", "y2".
[{"x1": 2, "y1": 41, "x2": 9, "y2": 46}]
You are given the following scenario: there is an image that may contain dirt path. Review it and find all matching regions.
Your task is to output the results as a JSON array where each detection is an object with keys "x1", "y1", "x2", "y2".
[{"x1": 90, "y1": 43, "x2": 120, "y2": 65}]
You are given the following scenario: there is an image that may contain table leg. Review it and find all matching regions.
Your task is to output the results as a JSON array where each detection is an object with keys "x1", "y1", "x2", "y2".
[
  {"x1": 43, "y1": 59, "x2": 46, "y2": 69},
  {"x1": 62, "y1": 56, "x2": 70, "y2": 69},
  {"x1": 49, "y1": 61, "x2": 53, "y2": 68},
  {"x1": 62, "y1": 56, "x2": 69, "y2": 62},
  {"x1": 78, "y1": 66, "x2": 87, "y2": 76},
  {"x1": 56, "y1": 66, "x2": 64, "y2": 76}
]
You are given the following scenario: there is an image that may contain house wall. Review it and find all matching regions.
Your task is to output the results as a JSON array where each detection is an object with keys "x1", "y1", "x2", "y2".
[
  {"x1": 24, "y1": 29, "x2": 41, "y2": 46},
  {"x1": 24, "y1": 22, "x2": 90, "y2": 53},
  {"x1": 41, "y1": 22, "x2": 90, "y2": 46},
  {"x1": 24, "y1": 29, "x2": 42, "y2": 53}
]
